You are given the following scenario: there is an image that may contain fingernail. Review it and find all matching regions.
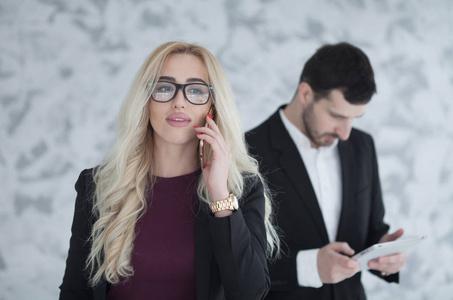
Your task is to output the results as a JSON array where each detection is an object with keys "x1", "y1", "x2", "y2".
[{"x1": 207, "y1": 113, "x2": 212, "y2": 119}]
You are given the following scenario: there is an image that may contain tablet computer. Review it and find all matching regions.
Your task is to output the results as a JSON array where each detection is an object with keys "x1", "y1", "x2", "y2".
[{"x1": 352, "y1": 236, "x2": 427, "y2": 271}]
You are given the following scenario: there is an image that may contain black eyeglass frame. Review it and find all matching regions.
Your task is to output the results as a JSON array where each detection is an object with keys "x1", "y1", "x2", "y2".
[{"x1": 149, "y1": 81, "x2": 214, "y2": 105}]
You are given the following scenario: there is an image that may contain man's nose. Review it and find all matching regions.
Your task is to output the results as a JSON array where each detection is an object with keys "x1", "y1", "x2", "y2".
[{"x1": 335, "y1": 119, "x2": 353, "y2": 141}]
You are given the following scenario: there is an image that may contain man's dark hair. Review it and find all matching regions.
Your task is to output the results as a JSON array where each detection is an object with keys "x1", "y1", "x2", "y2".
[{"x1": 299, "y1": 42, "x2": 377, "y2": 104}]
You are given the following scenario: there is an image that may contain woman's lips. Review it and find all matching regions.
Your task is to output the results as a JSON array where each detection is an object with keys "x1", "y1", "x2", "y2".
[{"x1": 166, "y1": 114, "x2": 191, "y2": 127}]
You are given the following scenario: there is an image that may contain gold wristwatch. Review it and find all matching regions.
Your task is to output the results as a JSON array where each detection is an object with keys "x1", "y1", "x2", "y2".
[{"x1": 210, "y1": 194, "x2": 239, "y2": 213}]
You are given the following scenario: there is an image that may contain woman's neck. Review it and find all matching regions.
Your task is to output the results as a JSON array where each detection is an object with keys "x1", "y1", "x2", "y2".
[{"x1": 153, "y1": 141, "x2": 199, "y2": 178}]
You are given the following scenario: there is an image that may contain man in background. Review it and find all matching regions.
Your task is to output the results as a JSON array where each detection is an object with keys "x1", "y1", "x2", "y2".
[{"x1": 246, "y1": 42, "x2": 407, "y2": 299}]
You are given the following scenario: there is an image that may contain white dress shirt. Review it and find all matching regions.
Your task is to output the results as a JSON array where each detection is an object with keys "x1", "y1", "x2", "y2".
[{"x1": 279, "y1": 109, "x2": 343, "y2": 288}]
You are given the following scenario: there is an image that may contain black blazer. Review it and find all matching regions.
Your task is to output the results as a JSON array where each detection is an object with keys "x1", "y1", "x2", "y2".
[
  {"x1": 59, "y1": 169, "x2": 270, "y2": 300},
  {"x1": 245, "y1": 107, "x2": 398, "y2": 300}
]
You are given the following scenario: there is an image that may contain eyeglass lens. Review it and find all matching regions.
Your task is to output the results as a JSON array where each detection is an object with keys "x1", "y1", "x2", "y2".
[{"x1": 152, "y1": 81, "x2": 210, "y2": 104}]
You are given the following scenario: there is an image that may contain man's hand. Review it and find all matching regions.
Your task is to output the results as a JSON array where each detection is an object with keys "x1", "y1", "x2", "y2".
[
  {"x1": 368, "y1": 228, "x2": 407, "y2": 275},
  {"x1": 317, "y1": 242, "x2": 360, "y2": 284}
]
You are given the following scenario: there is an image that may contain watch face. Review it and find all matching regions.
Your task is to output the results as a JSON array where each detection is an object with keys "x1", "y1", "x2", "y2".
[{"x1": 232, "y1": 195, "x2": 239, "y2": 210}]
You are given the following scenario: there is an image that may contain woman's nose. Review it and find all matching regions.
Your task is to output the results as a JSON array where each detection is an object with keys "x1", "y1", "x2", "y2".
[{"x1": 172, "y1": 88, "x2": 186, "y2": 108}]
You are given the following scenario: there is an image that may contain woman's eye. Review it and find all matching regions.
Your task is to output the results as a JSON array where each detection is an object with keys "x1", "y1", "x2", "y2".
[
  {"x1": 188, "y1": 88, "x2": 203, "y2": 94},
  {"x1": 187, "y1": 85, "x2": 208, "y2": 95},
  {"x1": 157, "y1": 86, "x2": 173, "y2": 92}
]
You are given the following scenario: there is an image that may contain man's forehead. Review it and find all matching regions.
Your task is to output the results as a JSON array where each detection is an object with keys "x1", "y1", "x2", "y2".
[{"x1": 322, "y1": 89, "x2": 367, "y2": 118}]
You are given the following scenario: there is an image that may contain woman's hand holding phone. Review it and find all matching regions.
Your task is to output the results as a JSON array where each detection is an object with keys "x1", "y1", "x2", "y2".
[{"x1": 194, "y1": 112, "x2": 231, "y2": 206}]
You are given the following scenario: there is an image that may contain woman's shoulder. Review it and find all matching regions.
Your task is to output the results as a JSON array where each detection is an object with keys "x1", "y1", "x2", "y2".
[
  {"x1": 76, "y1": 167, "x2": 95, "y2": 184},
  {"x1": 74, "y1": 168, "x2": 97, "y2": 200}
]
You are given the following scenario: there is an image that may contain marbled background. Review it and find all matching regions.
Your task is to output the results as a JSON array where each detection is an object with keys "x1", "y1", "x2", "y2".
[{"x1": 1, "y1": 0, "x2": 452, "y2": 299}]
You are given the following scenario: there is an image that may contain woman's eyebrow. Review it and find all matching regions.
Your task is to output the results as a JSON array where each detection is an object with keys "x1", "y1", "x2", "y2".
[
  {"x1": 158, "y1": 76, "x2": 175, "y2": 81},
  {"x1": 158, "y1": 76, "x2": 207, "y2": 84},
  {"x1": 186, "y1": 77, "x2": 206, "y2": 84}
]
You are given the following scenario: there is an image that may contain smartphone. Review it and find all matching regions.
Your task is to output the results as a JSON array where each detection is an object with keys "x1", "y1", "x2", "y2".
[{"x1": 199, "y1": 106, "x2": 216, "y2": 168}]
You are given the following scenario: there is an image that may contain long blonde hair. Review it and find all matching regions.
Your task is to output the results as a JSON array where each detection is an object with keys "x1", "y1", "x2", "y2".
[{"x1": 87, "y1": 41, "x2": 279, "y2": 286}]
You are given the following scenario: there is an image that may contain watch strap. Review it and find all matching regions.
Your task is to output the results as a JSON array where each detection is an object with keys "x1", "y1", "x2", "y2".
[{"x1": 210, "y1": 194, "x2": 237, "y2": 213}]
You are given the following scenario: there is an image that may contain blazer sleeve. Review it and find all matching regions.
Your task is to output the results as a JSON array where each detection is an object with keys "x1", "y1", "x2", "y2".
[
  {"x1": 207, "y1": 176, "x2": 270, "y2": 300},
  {"x1": 366, "y1": 135, "x2": 399, "y2": 283},
  {"x1": 59, "y1": 169, "x2": 96, "y2": 300}
]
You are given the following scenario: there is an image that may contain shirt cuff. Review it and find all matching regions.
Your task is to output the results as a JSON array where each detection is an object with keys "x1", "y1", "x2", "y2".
[{"x1": 296, "y1": 249, "x2": 323, "y2": 288}]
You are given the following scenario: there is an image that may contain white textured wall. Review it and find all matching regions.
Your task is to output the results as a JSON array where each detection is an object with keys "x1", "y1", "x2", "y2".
[{"x1": 1, "y1": 0, "x2": 452, "y2": 299}]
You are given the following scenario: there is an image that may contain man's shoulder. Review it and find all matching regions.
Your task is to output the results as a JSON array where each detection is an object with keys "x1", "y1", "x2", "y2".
[
  {"x1": 245, "y1": 120, "x2": 273, "y2": 159},
  {"x1": 245, "y1": 108, "x2": 288, "y2": 165},
  {"x1": 344, "y1": 128, "x2": 377, "y2": 156},
  {"x1": 348, "y1": 127, "x2": 374, "y2": 144},
  {"x1": 245, "y1": 109, "x2": 281, "y2": 144},
  {"x1": 246, "y1": 118, "x2": 271, "y2": 140}
]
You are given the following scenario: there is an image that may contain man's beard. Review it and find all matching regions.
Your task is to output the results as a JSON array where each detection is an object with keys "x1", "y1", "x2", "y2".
[{"x1": 302, "y1": 102, "x2": 338, "y2": 147}]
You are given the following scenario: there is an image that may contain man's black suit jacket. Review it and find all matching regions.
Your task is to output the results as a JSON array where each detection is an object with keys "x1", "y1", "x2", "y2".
[
  {"x1": 245, "y1": 107, "x2": 398, "y2": 300},
  {"x1": 59, "y1": 169, "x2": 270, "y2": 300}
]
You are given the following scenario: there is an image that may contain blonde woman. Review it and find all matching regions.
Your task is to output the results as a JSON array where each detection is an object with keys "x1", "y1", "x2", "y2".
[{"x1": 59, "y1": 41, "x2": 279, "y2": 300}]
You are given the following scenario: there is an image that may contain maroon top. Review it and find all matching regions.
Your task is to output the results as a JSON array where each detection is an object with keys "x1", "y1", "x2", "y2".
[{"x1": 107, "y1": 171, "x2": 199, "y2": 300}]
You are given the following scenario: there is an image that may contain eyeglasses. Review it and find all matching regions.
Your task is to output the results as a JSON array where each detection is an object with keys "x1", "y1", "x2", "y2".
[{"x1": 149, "y1": 81, "x2": 213, "y2": 105}]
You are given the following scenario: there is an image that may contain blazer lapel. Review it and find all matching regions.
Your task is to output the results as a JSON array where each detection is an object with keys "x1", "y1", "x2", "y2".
[
  {"x1": 336, "y1": 140, "x2": 355, "y2": 241},
  {"x1": 195, "y1": 202, "x2": 213, "y2": 300},
  {"x1": 269, "y1": 108, "x2": 329, "y2": 244},
  {"x1": 93, "y1": 281, "x2": 107, "y2": 300}
]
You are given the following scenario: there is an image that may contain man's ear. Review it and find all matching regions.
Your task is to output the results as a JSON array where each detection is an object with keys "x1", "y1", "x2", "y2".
[{"x1": 296, "y1": 82, "x2": 313, "y2": 106}]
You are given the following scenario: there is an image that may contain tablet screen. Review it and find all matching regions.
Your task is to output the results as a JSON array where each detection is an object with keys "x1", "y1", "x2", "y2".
[{"x1": 352, "y1": 236, "x2": 426, "y2": 271}]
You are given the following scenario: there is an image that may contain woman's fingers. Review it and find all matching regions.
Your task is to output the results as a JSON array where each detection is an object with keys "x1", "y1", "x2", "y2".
[
  {"x1": 194, "y1": 116, "x2": 228, "y2": 153},
  {"x1": 196, "y1": 132, "x2": 223, "y2": 154},
  {"x1": 205, "y1": 114, "x2": 221, "y2": 135},
  {"x1": 194, "y1": 115, "x2": 231, "y2": 202}
]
